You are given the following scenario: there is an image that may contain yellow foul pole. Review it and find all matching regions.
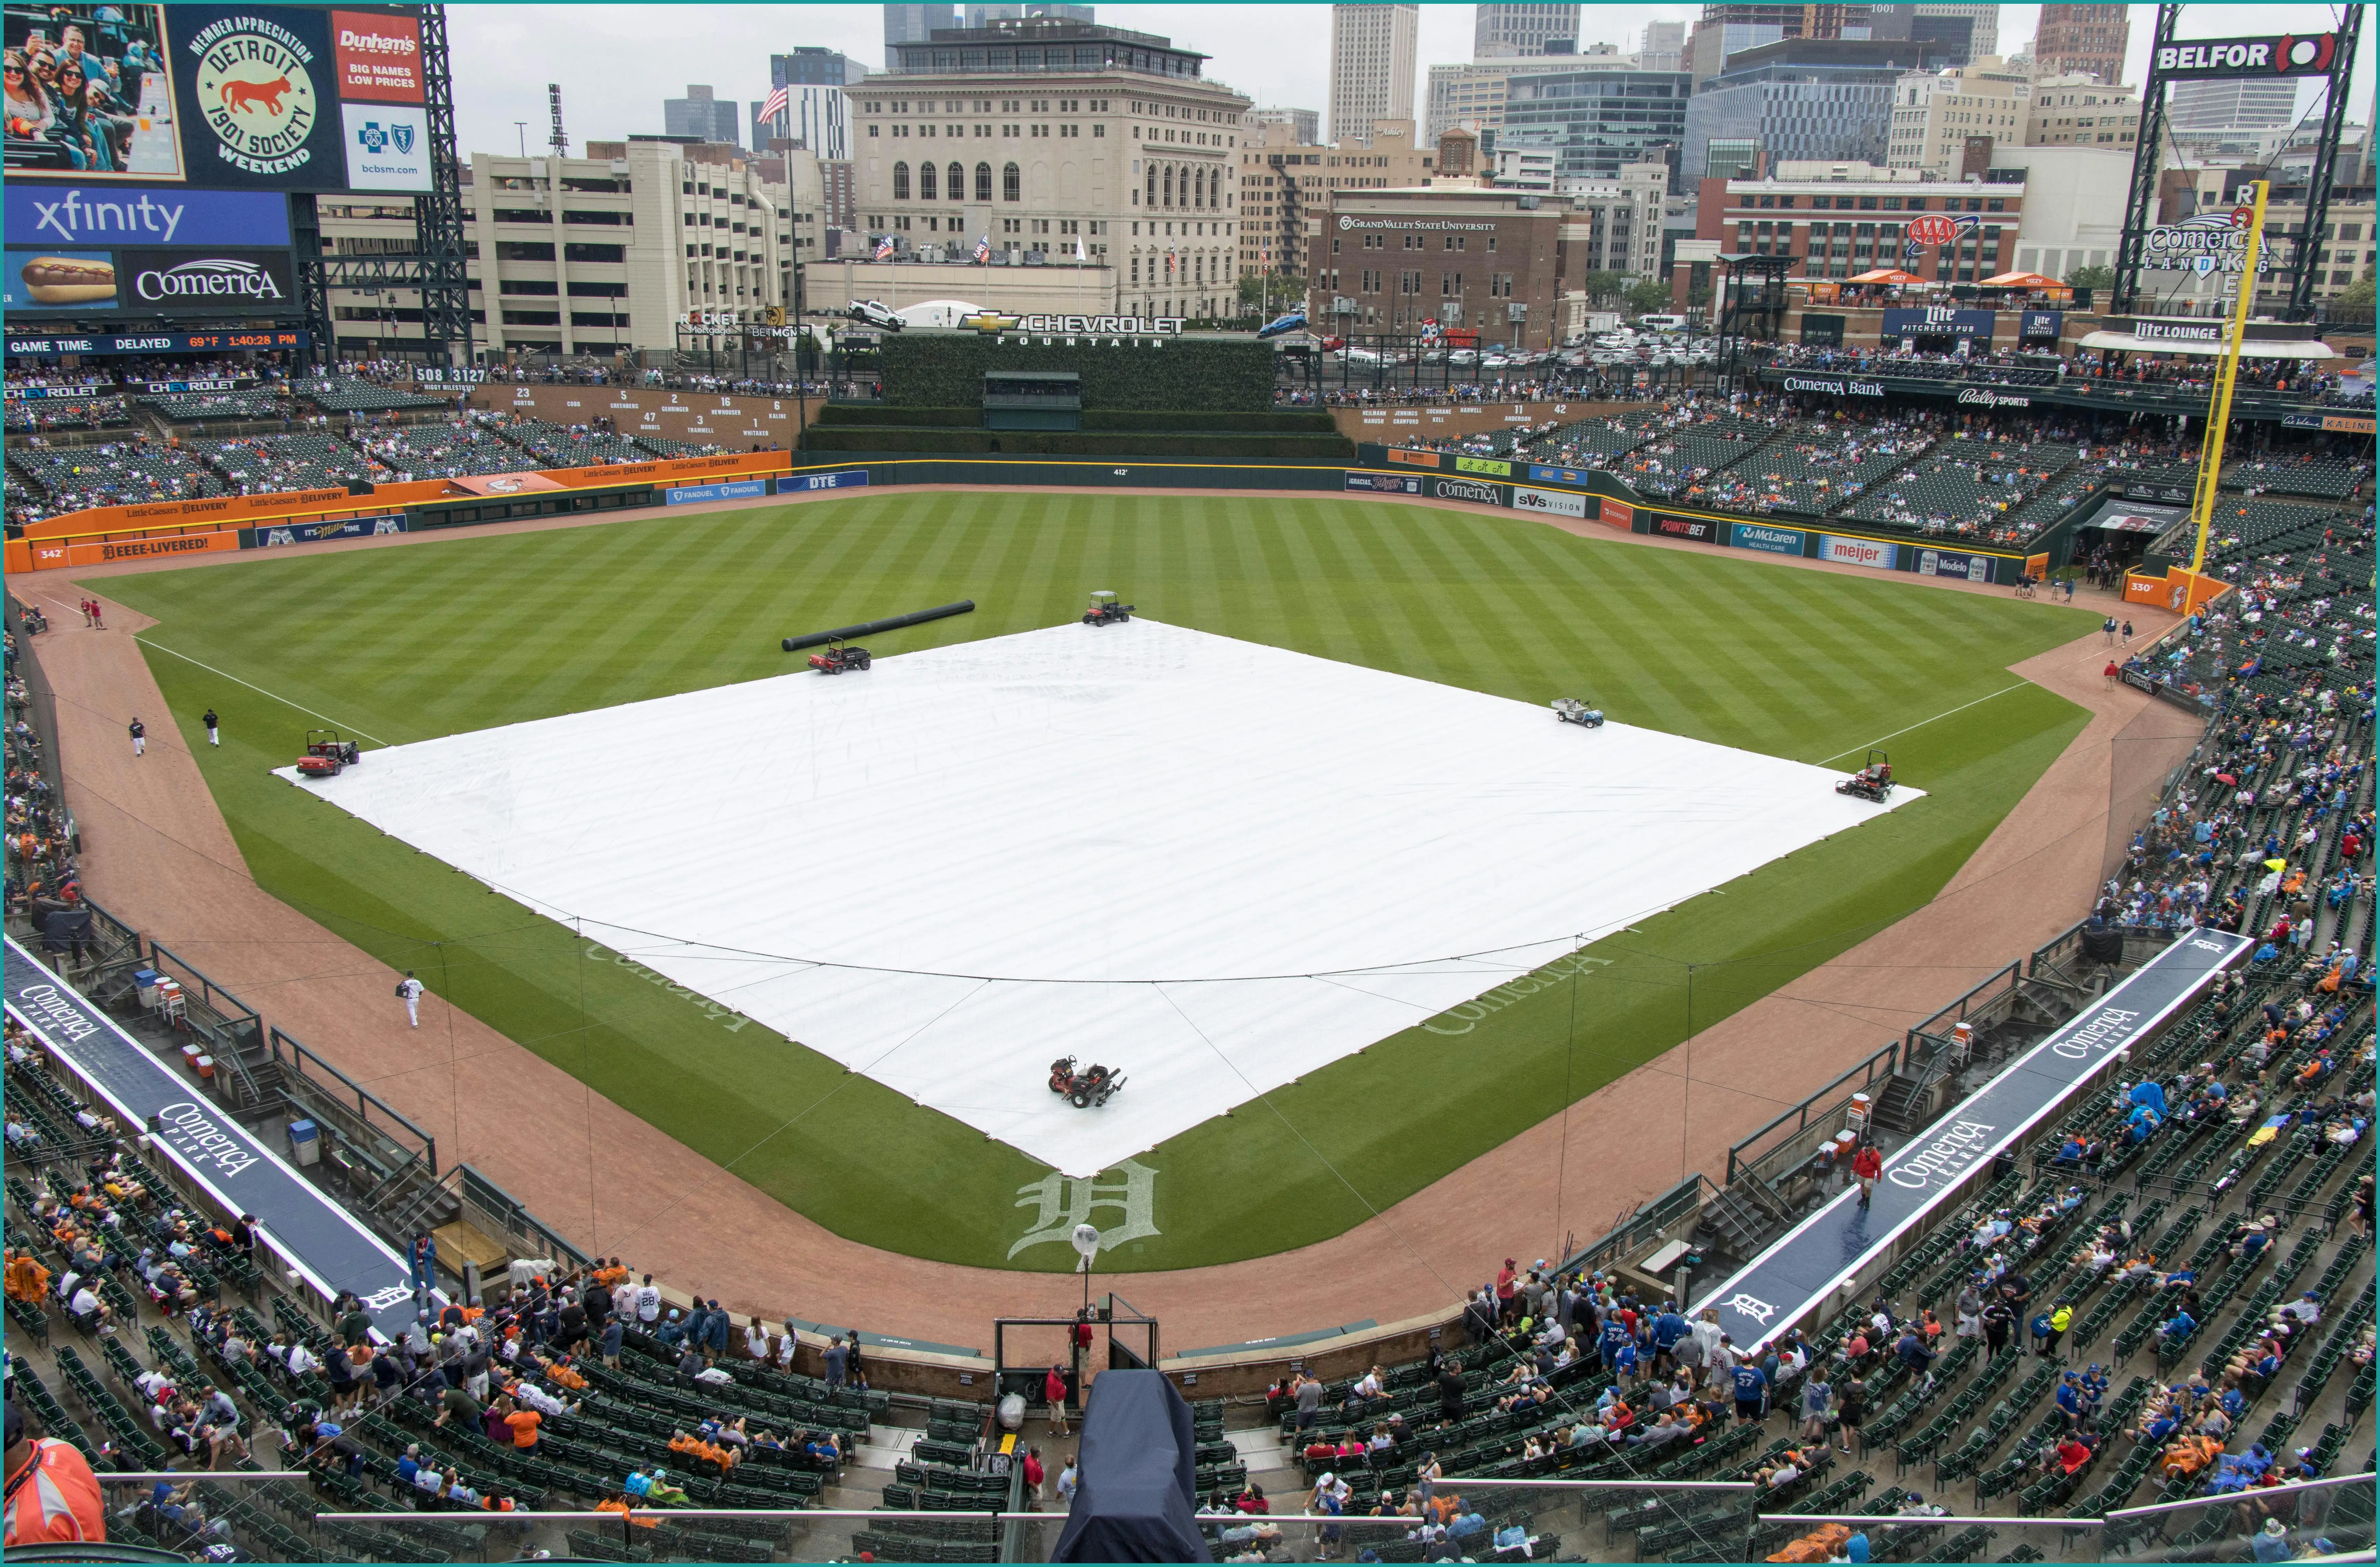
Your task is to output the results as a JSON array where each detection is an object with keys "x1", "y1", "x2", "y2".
[{"x1": 2186, "y1": 179, "x2": 2269, "y2": 576}]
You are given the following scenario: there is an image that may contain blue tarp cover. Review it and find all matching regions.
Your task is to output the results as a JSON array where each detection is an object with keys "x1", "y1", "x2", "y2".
[{"x1": 1051, "y1": 1370, "x2": 1213, "y2": 1563}]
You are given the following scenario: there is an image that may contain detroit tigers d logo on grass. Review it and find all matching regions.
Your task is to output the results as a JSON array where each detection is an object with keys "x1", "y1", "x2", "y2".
[{"x1": 1010, "y1": 1158, "x2": 1159, "y2": 1260}]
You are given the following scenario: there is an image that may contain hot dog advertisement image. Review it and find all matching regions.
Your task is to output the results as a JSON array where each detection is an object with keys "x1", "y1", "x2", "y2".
[{"x1": 6, "y1": 249, "x2": 117, "y2": 309}]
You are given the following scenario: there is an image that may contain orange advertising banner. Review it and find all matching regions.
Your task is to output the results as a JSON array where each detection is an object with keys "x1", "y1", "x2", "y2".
[
  {"x1": 56, "y1": 530, "x2": 243, "y2": 568},
  {"x1": 1384, "y1": 448, "x2": 1441, "y2": 469},
  {"x1": 24, "y1": 453, "x2": 789, "y2": 538},
  {"x1": 1602, "y1": 499, "x2": 1635, "y2": 531},
  {"x1": 22, "y1": 486, "x2": 357, "y2": 539},
  {"x1": 2124, "y1": 567, "x2": 2228, "y2": 614}
]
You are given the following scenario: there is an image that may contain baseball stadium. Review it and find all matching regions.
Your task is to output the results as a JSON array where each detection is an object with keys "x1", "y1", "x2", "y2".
[{"x1": 2, "y1": 5, "x2": 2375, "y2": 1563}]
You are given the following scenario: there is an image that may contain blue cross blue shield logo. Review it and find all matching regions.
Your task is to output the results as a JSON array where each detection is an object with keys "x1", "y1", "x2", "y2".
[
  {"x1": 358, "y1": 121, "x2": 388, "y2": 154},
  {"x1": 392, "y1": 123, "x2": 415, "y2": 155}
]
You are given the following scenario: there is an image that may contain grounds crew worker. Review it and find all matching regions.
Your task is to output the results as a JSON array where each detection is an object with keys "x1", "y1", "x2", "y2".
[{"x1": 4, "y1": 1399, "x2": 105, "y2": 1546}]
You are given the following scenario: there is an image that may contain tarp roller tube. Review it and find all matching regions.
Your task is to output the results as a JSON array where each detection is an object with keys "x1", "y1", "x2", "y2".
[{"x1": 782, "y1": 600, "x2": 976, "y2": 652}]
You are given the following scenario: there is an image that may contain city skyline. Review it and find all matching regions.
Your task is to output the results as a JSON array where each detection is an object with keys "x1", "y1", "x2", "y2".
[{"x1": 449, "y1": 4, "x2": 2370, "y2": 163}]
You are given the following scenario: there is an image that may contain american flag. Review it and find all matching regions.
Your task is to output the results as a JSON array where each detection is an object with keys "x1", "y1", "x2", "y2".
[{"x1": 759, "y1": 85, "x2": 790, "y2": 130}]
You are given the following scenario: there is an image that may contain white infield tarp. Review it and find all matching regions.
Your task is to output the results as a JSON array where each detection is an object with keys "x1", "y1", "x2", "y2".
[{"x1": 279, "y1": 621, "x2": 1918, "y2": 1174}]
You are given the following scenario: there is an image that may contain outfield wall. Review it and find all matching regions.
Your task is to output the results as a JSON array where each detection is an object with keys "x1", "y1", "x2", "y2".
[{"x1": 10, "y1": 444, "x2": 2073, "y2": 584}]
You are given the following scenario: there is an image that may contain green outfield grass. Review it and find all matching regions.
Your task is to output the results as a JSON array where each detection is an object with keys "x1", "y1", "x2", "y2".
[{"x1": 91, "y1": 493, "x2": 2098, "y2": 1271}]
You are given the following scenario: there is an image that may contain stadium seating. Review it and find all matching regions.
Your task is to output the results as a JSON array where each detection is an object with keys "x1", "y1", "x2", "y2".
[
  {"x1": 6, "y1": 437, "x2": 231, "y2": 514},
  {"x1": 137, "y1": 391, "x2": 290, "y2": 424},
  {"x1": 203, "y1": 434, "x2": 388, "y2": 493},
  {"x1": 4, "y1": 395, "x2": 131, "y2": 435},
  {"x1": 1838, "y1": 438, "x2": 2077, "y2": 543},
  {"x1": 297, "y1": 378, "x2": 454, "y2": 415},
  {"x1": 2, "y1": 350, "x2": 2371, "y2": 1567}
]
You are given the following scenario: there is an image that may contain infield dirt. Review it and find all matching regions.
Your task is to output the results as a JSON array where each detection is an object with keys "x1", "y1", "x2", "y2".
[{"x1": 27, "y1": 492, "x2": 2194, "y2": 1350}]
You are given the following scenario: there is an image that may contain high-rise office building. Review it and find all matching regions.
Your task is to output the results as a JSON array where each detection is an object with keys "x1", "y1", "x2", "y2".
[
  {"x1": 1330, "y1": 4, "x2": 1419, "y2": 145},
  {"x1": 2021, "y1": 73, "x2": 2138, "y2": 151},
  {"x1": 1682, "y1": 37, "x2": 1945, "y2": 179},
  {"x1": 1499, "y1": 67, "x2": 1690, "y2": 183},
  {"x1": 1685, "y1": 3, "x2": 1876, "y2": 85},
  {"x1": 1887, "y1": 56, "x2": 2031, "y2": 176},
  {"x1": 1246, "y1": 105, "x2": 1322, "y2": 146},
  {"x1": 759, "y1": 47, "x2": 869, "y2": 161},
  {"x1": 2030, "y1": 4, "x2": 2127, "y2": 85},
  {"x1": 863, "y1": 17, "x2": 1248, "y2": 319},
  {"x1": 1474, "y1": 3, "x2": 1583, "y2": 58},
  {"x1": 965, "y1": 3, "x2": 1093, "y2": 25},
  {"x1": 1912, "y1": 3, "x2": 1996, "y2": 57},
  {"x1": 1638, "y1": 19, "x2": 1687, "y2": 71},
  {"x1": 1425, "y1": 51, "x2": 1629, "y2": 142},
  {"x1": 883, "y1": 3, "x2": 959, "y2": 51},
  {"x1": 2168, "y1": 79, "x2": 2305, "y2": 138},
  {"x1": 664, "y1": 85, "x2": 741, "y2": 148}
]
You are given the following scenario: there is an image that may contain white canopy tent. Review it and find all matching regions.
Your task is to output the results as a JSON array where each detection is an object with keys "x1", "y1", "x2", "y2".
[{"x1": 2077, "y1": 331, "x2": 2338, "y2": 359}]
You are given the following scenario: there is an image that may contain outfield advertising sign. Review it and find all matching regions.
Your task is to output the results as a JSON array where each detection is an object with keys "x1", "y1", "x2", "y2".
[
  {"x1": 1431, "y1": 477, "x2": 1505, "y2": 505},
  {"x1": 1731, "y1": 523, "x2": 1807, "y2": 556},
  {"x1": 1648, "y1": 513, "x2": 1722, "y2": 543},
  {"x1": 1819, "y1": 534, "x2": 1898, "y2": 570},
  {"x1": 1530, "y1": 463, "x2": 1597, "y2": 485},
  {"x1": 1510, "y1": 485, "x2": 1586, "y2": 520},
  {"x1": 1346, "y1": 472, "x2": 1422, "y2": 495},
  {"x1": 1915, "y1": 547, "x2": 1993, "y2": 583},
  {"x1": 255, "y1": 514, "x2": 403, "y2": 547},
  {"x1": 788, "y1": 469, "x2": 869, "y2": 492},
  {"x1": 1453, "y1": 456, "x2": 1512, "y2": 477},
  {"x1": 665, "y1": 479, "x2": 770, "y2": 506}
]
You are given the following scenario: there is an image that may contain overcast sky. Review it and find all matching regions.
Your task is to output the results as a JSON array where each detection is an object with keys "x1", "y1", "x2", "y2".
[{"x1": 449, "y1": 3, "x2": 2369, "y2": 160}]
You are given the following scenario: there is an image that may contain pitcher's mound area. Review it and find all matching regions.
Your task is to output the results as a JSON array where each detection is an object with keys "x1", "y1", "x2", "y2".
[{"x1": 278, "y1": 619, "x2": 1916, "y2": 1174}]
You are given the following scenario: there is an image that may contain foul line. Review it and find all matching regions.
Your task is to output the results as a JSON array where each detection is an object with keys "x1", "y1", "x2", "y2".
[
  {"x1": 133, "y1": 636, "x2": 392, "y2": 748},
  {"x1": 1818, "y1": 679, "x2": 2032, "y2": 765}
]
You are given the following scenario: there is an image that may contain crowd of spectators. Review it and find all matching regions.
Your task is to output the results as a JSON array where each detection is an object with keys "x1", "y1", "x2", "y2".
[
  {"x1": 4, "y1": 407, "x2": 739, "y2": 525},
  {"x1": 2, "y1": 14, "x2": 166, "y2": 172},
  {"x1": 3, "y1": 635, "x2": 77, "y2": 926},
  {"x1": 1760, "y1": 343, "x2": 2368, "y2": 405}
]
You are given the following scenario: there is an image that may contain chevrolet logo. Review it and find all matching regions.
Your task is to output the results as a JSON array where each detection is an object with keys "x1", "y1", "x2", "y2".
[{"x1": 961, "y1": 311, "x2": 1021, "y2": 334}]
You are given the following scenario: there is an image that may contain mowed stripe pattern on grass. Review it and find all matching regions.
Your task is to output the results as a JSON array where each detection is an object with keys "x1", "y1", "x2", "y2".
[{"x1": 93, "y1": 494, "x2": 2095, "y2": 1270}]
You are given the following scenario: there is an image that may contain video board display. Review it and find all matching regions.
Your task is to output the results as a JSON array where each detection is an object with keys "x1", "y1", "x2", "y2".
[{"x1": 4, "y1": 2, "x2": 429, "y2": 193}]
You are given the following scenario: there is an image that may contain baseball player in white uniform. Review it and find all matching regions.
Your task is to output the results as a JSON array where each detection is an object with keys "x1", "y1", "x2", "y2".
[{"x1": 397, "y1": 972, "x2": 425, "y2": 1028}]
